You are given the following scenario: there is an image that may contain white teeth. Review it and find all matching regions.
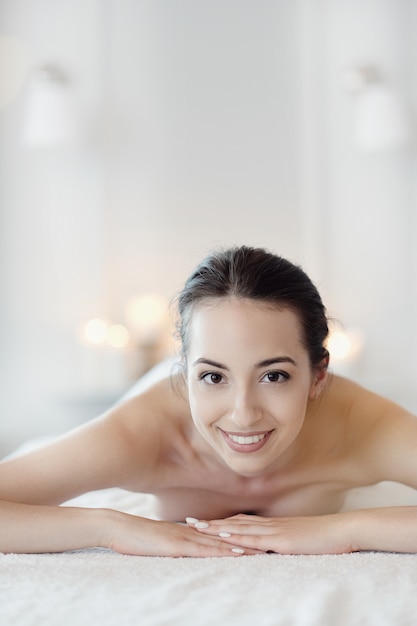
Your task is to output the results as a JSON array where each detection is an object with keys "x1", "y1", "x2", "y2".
[{"x1": 227, "y1": 433, "x2": 267, "y2": 445}]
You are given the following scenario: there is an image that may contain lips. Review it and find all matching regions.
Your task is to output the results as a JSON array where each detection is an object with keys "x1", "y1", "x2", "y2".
[{"x1": 219, "y1": 429, "x2": 273, "y2": 453}]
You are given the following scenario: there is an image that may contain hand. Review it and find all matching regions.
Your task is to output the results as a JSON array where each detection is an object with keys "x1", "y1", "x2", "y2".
[
  {"x1": 104, "y1": 510, "x2": 263, "y2": 557},
  {"x1": 187, "y1": 512, "x2": 356, "y2": 555}
]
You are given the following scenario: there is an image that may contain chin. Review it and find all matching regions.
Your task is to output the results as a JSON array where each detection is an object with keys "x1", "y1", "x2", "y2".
[{"x1": 221, "y1": 453, "x2": 275, "y2": 477}]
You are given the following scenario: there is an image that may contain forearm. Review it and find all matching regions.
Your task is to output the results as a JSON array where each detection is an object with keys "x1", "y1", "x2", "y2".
[
  {"x1": 350, "y1": 506, "x2": 417, "y2": 553},
  {"x1": 0, "y1": 502, "x2": 251, "y2": 557},
  {"x1": 0, "y1": 500, "x2": 112, "y2": 554},
  {"x1": 187, "y1": 507, "x2": 417, "y2": 555}
]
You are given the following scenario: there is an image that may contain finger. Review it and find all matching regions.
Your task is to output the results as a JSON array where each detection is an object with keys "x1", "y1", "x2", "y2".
[
  {"x1": 180, "y1": 543, "x2": 245, "y2": 557},
  {"x1": 180, "y1": 538, "x2": 260, "y2": 557},
  {"x1": 186, "y1": 515, "x2": 261, "y2": 526},
  {"x1": 180, "y1": 526, "x2": 262, "y2": 555},
  {"x1": 187, "y1": 515, "x2": 271, "y2": 527},
  {"x1": 210, "y1": 533, "x2": 275, "y2": 553},
  {"x1": 185, "y1": 517, "x2": 250, "y2": 533},
  {"x1": 186, "y1": 521, "x2": 224, "y2": 536},
  {"x1": 186, "y1": 518, "x2": 276, "y2": 537}
]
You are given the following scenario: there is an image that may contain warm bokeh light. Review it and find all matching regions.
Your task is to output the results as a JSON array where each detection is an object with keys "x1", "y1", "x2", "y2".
[
  {"x1": 125, "y1": 294, "x2": 168, "y2": 339},
  {"x1": 327, "y1": 327, "x2": 364, "y2": 362},
  {"x1": 84, "y1": 318, "x2": 108, "y2": 345},
  {"x1": 107, "y1": 324, "x2": 130, "y2": 348},
  {"x1": 327, "y1": 330, "x2": 352, "y2": 361}
]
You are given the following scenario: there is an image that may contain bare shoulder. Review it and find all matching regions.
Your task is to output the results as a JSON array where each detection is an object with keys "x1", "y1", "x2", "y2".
[
  {"x1": 0, "y1": 367, "x2": 189, "y2": 505},
  {"x1": 323, "y1": 374, "x2": 407, "y2": 418},
  {"x1": 324, "y1": 374, "x2": 417, "y2": 485},
  {"x1": 118, "y1": 367, "x2": 190, "y2": 438}
]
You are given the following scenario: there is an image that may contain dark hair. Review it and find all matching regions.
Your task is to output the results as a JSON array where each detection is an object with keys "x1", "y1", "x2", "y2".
[{"x1": 176, "y1": 245, "x2": 329, "y2": 369}]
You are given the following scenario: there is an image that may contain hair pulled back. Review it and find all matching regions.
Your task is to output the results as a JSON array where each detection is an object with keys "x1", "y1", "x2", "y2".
[{"x1": 177, "y1": 245, "x2": 329, "y2": 369}]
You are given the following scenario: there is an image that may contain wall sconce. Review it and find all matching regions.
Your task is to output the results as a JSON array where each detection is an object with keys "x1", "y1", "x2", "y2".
[
  {"x1": 344, "y1": 66, "x2": 410, "y2": 151},
  {"x1": 20, "y1": 65, "x2": 80, "y2": 148}
]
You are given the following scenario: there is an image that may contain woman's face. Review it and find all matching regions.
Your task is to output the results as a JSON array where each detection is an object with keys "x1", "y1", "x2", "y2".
[{"x1": 186, "y1": 298, "x2": 326, "y2": 477}]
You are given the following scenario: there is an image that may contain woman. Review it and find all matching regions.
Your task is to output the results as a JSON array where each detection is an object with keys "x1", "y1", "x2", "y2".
[{"x1": 1, "y1": 245, "x2": 417, "y2": 557}]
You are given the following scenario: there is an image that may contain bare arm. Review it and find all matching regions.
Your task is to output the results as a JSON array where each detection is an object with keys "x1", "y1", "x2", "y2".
[
  {"x1": 0, "y1": 377, "x2": 255, "y2": 556},
  {"x1": 0, "y1": 501, "x2": 109, "y2": 553},
  {"x1": 0, "y1": 391, "x2": 142, "y2": 553},
  {"x1": 0, "y1": 500, "x2": 257, "y2": 556}
]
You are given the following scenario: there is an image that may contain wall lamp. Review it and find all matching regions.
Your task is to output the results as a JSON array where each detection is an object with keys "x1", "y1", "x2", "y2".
[
  {"x1": 344, "y1": 65, "x2": 410, "y2": 151},
  {"x1": 20, "y1": 65, "x2": 80, "y2": 148}
]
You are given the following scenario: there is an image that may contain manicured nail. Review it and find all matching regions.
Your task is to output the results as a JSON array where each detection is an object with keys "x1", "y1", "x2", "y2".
[
  {"x1": 231, "y1": 548, "x2": 245, "y2": 554},
  {"x1": 195, "y1": 521, "x2": 209, "y2": 529},
  {"x1": 185, "y1": 517, "x2": 199, "y2": 524},
  {"x1": 219, "y1": 532, "x2": 232, "y2": 538}
]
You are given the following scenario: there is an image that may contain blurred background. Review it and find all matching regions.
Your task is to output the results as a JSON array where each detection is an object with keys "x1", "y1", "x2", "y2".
[{"x1": 1, "y1": 0, "x2": 417, "y2": 457}]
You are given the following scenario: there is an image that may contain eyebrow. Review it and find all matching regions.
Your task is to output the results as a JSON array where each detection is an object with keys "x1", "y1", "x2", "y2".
[
  {"x1": 258, "y1": 357, "x2": 297, "y2": 367},
  {"x1": 192, "y1": 356, "x2": 297, "y2": 369}
]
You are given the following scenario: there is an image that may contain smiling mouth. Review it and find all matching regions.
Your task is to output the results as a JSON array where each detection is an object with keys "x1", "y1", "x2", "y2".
[
  {"x1": 227, "y1": 432, "x2": 267, "y2": 445},
  {"x1": 219, "y1": 429, "x2": 273, "y2": 452}
]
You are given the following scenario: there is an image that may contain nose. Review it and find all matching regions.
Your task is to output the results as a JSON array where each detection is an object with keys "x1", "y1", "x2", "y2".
[{"x1": 229, "y1": 387, "x2": 262, "y2": 429}]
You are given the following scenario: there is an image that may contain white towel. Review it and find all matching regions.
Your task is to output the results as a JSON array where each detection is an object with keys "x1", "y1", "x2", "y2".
[{"x1": 1, "y1": 486, "x2": 417, "y2": 626}]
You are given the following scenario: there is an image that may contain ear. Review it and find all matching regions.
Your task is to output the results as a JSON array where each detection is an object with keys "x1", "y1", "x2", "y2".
[{"x1": 308, "y1": 351, "x2": 329, "y2": 401}]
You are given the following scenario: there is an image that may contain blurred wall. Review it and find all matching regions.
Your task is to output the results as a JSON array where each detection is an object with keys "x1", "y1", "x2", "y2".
[{"x1": 0, "y1": 0, "x2": 416, "y2": 456}]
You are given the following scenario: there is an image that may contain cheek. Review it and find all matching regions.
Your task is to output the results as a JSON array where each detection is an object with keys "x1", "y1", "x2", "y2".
[
  {"x1": 274, "y1": 389, "x2": 310, "y2": 425},
  {"x1": 188, "y1": 387, "x2": 217, "y2": 427}
]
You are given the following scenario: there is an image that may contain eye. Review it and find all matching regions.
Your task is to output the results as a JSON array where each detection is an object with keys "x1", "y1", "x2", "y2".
[
  {"x1": 201, "y1": 372, "x2": 224, "y2": 385},
  {"x1": 261, "y1": 370, "x2": 290, "y2": 383}
]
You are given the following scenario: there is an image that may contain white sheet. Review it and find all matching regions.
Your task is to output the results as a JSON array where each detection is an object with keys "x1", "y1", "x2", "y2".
[{"x1": 1, "y1": 485, "x2": 417, "y2": 626}]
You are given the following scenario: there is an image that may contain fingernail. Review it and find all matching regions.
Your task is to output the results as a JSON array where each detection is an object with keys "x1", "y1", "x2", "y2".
[
  {"x1": 231, "y1": 548, "x2": 245, "y2": 554},
  {"x1": 219, "y1": 532, "x2": 232, "y2": 538},
  {"x1": 195, "y1": 521, "x2": 209, "y2": 529},
  {"x1": 185, "y1": 517, "x2": 199, "y2": 524}
]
